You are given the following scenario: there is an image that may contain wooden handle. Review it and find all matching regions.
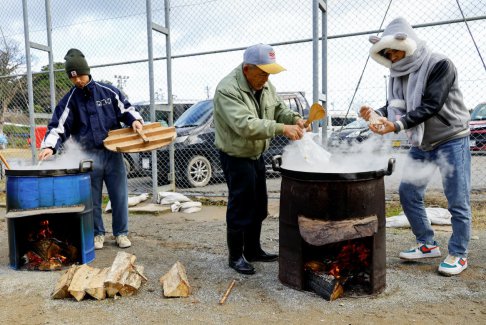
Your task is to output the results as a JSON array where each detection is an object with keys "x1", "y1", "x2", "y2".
[
  {"x1": 0, "y1": 152, "x2": 11, "y2": 170},
  {"x1": 136, "y1": 128, "x2": 149, "y2": 143},
  {"x1": 304, "y1": 103, "x2": 326, "y2": 128}
]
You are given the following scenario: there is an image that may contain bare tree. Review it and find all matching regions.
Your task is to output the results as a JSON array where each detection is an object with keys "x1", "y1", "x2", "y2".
[{"x1": 0, "y1": 27, "x2": 26, "y2": 134}]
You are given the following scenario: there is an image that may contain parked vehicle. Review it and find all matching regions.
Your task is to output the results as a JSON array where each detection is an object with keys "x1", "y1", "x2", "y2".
[
  {"x1": 469, "y1": 102, "x2": 486, "y2": 152},
  {"x1": 132, "y1": 101, "x2": 195, "y2": 126},
  {"x1": 139, "y1": 92, "x2": 310, "y2": 187},
  {"x1": 123, "y1": 153, "x2": 142, "y2": 177},
  {"x1": 329, "y1": 114, "x2": 357, "y2": 132},
  {"x1": 328, "y1": 118, "x2": 410, "y2": 151},
  {"x1": 327, "y1": 119, "x2": 371, "y2": 148}
]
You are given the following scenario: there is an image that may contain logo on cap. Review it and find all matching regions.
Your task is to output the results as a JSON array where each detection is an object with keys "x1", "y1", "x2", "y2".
[
  {"x1": 70, "y1": 71, "x2": 78, "y2": 77},
  {"x1": 268, "y1": 51, "x2": 276, "y2": 60}
]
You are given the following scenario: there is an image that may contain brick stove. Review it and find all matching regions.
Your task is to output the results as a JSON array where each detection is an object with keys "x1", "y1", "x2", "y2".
[{"x1": 273, "y1": 156, "x2": 395, "y2": 299}]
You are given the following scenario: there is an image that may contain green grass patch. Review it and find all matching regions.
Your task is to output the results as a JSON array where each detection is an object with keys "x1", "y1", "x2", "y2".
[{"x1": 386, "y1": 200, "x2": 403, "y2": 217}]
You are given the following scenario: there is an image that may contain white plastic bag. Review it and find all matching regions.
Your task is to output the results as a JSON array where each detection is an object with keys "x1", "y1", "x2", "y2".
[{"x1": 281, "y1": 132, "x2": 331, "y2": 172}]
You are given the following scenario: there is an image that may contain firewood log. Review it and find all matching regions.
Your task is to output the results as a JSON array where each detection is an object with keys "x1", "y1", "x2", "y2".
[
  {"x1": 86, "y1": 267, "x2": 110, "y2": 300},
  {"x1": 298, "y1": 215, "x2": 378, "y2": 246},
  {"x1": 159, "y1": 261, "x2": 191, "y2": 298},
  {"x1": 119, "y1": 265, "x2": 145, "y2": 297},
  {"x1": 51, "y1": 265, "x2": 78, "y2": 299},
  {"x1": 305, "y1": 270, "x2": 344, "y2": 301},
  {"x1": 104, "y1": 252, "x2": 137, "y2": 298},
  {"x1": 68, "y1": 264, "x2": 98, "y2": 301}
]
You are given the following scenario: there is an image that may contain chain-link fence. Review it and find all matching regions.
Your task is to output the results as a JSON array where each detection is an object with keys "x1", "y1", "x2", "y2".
[{"x1": 1, "y1": 0, "x2": 485, "y2": 197}]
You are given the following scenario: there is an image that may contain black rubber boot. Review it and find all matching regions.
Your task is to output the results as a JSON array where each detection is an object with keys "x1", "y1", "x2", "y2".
[
  {"x1": 244, "y1": 223, "x2": 278, "y2": 262},
  {"x1": 227, "y1": 229, "x2": 255, "y2": 275}
]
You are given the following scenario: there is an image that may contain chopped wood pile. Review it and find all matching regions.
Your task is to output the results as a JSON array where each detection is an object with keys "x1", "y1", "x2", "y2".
[
  {"x1": 51, "y1": 251, "x2": 146, "y2": 301},
  {"x1": 159, "y1": 261, "x2": 191, "y2": 298}
]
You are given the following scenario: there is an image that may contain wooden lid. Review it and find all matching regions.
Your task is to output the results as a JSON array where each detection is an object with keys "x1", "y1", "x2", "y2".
[{"x1": 103, "y1": 123, "x2": 176, "y2": 153}]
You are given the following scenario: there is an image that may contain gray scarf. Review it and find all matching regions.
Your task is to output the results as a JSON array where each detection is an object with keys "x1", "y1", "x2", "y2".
[{"x1": 387, "y1": 42, "x2": 431, "y2": 146}]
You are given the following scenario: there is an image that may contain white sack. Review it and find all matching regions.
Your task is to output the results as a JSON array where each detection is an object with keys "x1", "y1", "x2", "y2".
[
  {"x1": 129, "y1": 193, "x2": 149, "y2": 206},
  {"x1": 171, "y1": 202, "x2": 182, "y2": 212},
  {"x1": 180, "y1": 201, "x2": 202, "y2": 214},
  {"x1": 105, "y1": 201, "x2": 111, "y2": 213},
  {"x1": 182, "y1": 207, "x2": 202, "y2": 214},
  {"x1": 105, "y1": 193, "x2": 150, "y2": 212},
  {"x1": 180, "y1": 201, "x2": 202, "y2": 209},
  {"x1": 386, "y1": 207, "x2": 452, "y2": 228},
  {"x1": 157, "y1": 192, "x2": 192, "y2": 205}
]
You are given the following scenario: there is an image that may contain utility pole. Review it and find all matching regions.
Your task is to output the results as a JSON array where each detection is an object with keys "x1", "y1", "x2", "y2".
[
  {"x1": 114, "y1": 75, "x2": 129, "y2": 90},
  {"x1": 205, "y1": 85, "x2": 211, "y2": 99},
  {"x1": 155, "y1": 88, "x2": 164, "y2": 101}
]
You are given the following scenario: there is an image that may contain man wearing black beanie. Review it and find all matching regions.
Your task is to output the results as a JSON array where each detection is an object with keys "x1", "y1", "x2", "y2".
[{"x1": 39, "y1": 48, "x2": 144, "y2": 250}]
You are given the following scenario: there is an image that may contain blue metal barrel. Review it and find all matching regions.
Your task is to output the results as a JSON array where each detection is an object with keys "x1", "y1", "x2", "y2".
[{"x1": 5, "y1": 160, "x2": 93, "y2": 210}]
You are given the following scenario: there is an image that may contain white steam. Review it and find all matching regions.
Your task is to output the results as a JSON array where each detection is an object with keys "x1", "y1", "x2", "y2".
[
  {"x1": 281, "y1": 131, "x2": 391, "y2": 173},
  {"x1": 11, "y1": 139, "x2": 92, "y2": 170},
  {"x1": 280, "y1": 129, "x2": 448, "y2": 192}
]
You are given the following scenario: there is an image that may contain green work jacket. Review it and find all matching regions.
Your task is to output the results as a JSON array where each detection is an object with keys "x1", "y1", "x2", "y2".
[{"x1": 213, "y1": 64, "x2": 301, "y2": 159}]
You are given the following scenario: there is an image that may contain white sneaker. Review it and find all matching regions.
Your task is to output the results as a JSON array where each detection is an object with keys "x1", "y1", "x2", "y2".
[
  {"x1": 94, "y1": 235, "x2": 105, "y2": 250},
  {"x1": 116, "y1": 235, "x2": 132, "y2": 248},
  {"x1": 399, "y1": 243, "x2": 441, "y2": 260},
  {"x1": 438, "y1": 255, "x2": 468, "y2": 276}
]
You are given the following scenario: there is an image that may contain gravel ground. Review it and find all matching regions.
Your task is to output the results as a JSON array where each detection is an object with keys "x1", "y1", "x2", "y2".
[{"x1": 0, "y1": 197, "x2": 485, "y2": 325}]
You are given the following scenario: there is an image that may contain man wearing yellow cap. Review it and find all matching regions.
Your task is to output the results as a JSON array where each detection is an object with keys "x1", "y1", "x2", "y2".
[{"x1": 213, "y1": 43, "x2": 306, "y2": 275}]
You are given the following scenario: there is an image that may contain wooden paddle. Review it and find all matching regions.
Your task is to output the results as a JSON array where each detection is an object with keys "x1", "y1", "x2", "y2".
[
  {"x1": 304, "y1": 103, "x2": 326, "y2": 128},
  {"x1": 0, "y1": 152, "x2": 11, "y2": 170}
]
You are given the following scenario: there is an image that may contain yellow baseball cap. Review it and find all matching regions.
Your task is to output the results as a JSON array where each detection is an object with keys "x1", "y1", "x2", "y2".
[{"x1": 243, "y1": 43, "x2": 286, "y2": 74}]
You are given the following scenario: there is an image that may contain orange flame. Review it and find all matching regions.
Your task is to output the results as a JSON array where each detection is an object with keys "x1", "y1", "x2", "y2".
[{"x1": 328, "y1": 241, "x2": 370, "y2": 278}]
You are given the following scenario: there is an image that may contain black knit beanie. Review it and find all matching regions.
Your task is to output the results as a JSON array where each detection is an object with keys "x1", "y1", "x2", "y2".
[{"x1": 64, "y1": 48, "x2": 90, "y2": 77}]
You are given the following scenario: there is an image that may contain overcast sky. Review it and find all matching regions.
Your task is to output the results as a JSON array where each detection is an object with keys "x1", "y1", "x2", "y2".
[{"x1": 1, "y1": 0, "x2": 485, "y2": 113}]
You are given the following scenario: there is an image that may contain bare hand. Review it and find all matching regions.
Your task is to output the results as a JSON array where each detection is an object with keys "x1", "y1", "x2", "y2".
[
  {"x1": 369, "y1": 117, "x2": 396, "y2": 135},
  {"x1": 295, "y1": 118, "x2": 311, "y2": 131},
  {"x1": 38, "y1": 148, "x2": 54, "y2": 161},
  {"x1": 283, "y1": 125, "x2": 304, "y2": 141},
  {"x1": 132, "y1": 120, "x2": 143, "y2": 132}
]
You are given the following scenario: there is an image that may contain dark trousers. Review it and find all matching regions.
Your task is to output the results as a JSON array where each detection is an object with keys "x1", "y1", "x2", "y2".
[{"x1": 219, "y1": 151, "x2": 268, "y2": 232}]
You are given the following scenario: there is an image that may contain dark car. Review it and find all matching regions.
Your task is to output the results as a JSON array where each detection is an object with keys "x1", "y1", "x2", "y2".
[
  {"x1": 328, "y1": 119, "x2": 371, "y2": 148},
  {"x1": 328, "y1": 118, "x2": 410, "y2": 151},
  {"x1": 139, "y1": 92, "x2": 310, "y2": 187},
  {"x1": 469, "y1": 102, "x2": 486, "y2": 152}
]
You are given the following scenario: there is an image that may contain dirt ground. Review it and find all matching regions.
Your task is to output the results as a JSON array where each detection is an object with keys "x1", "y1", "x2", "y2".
[{"x1": 0, "y1": 192, "x2": 485, "y2": 325}]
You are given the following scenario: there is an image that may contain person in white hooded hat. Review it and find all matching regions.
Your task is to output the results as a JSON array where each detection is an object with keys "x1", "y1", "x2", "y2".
[{"x1": 359, "y1": 17, "x2": 471, "y2": 276}]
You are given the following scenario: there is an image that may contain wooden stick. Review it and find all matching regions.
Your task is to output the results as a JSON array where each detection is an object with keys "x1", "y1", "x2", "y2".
[
  {"x1": 0, "y1": 152, "x2": 11, "y2": 170},
  {"x1": 219, "y1": 279, "x2": 236, "y2": 305}
]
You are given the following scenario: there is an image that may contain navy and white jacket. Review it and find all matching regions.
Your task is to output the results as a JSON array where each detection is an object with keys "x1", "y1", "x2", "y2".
[{"x1": 42, "y1": 77, "x2": 143, "y2": 153}]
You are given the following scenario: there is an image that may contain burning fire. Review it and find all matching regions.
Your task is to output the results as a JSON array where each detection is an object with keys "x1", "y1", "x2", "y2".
[
  {"x1": 304, "y1": 240, "x2": 371, "y2": 299},
  {"x1": 23, "y1": 220, "x2": 78, "y2": 271},
  {"x1": 328, "y1": 241, "x2": 370, "y2": 279}
]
